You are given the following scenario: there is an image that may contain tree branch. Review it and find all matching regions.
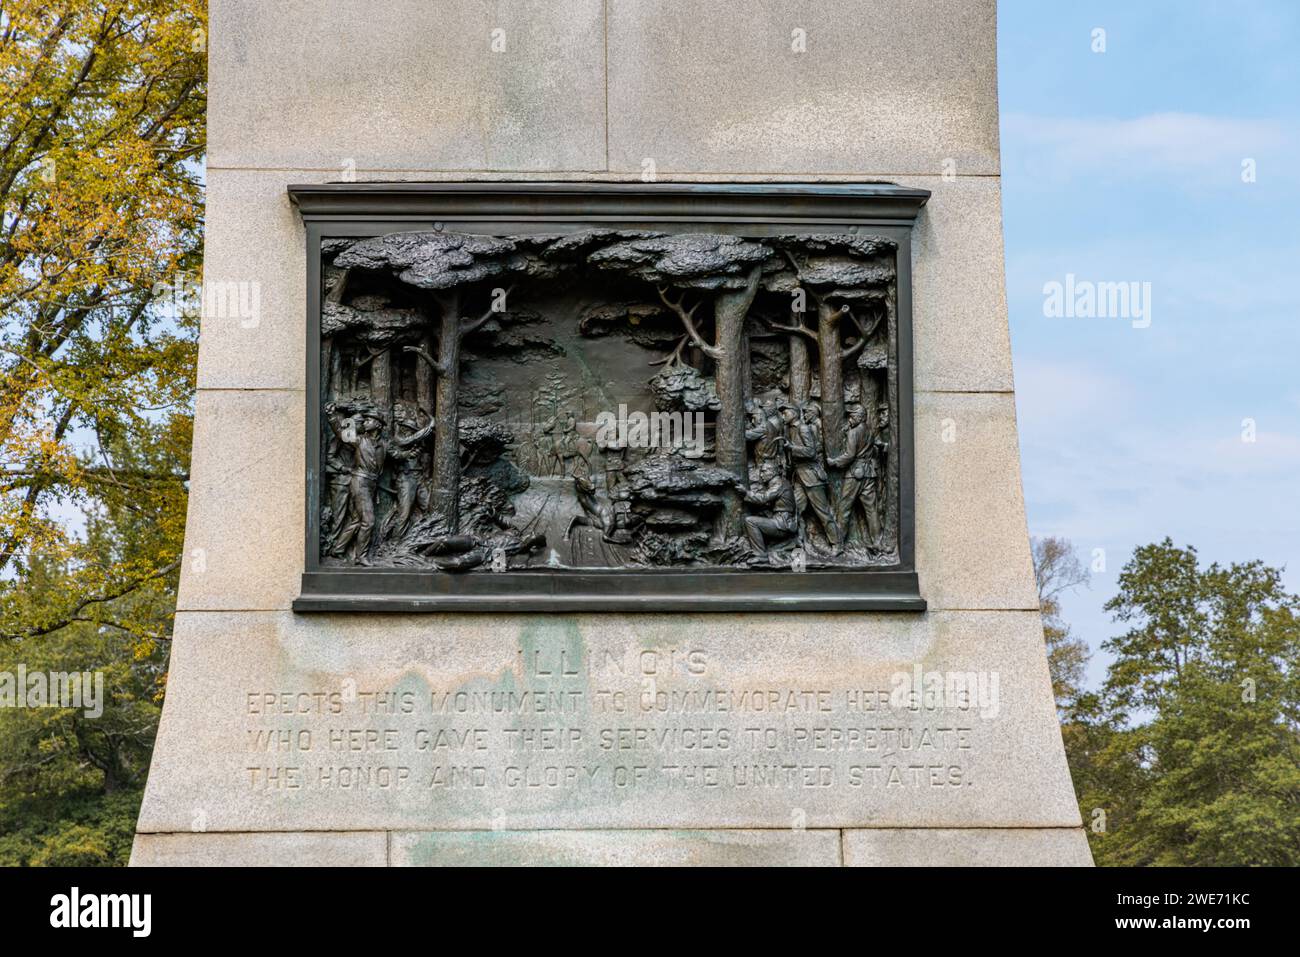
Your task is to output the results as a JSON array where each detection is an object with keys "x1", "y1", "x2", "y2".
[
  {"x1": 5, "y1": 558, "x2": 181, "y2": 641},
  {"x1": 777, "y1": 248, "x2": 825, "y2": 307},
  {"x1": 841, "y1": 308, "x2": 878, "y2": 359},
  {"x1": 403, "y1": 344, "x2": 450, "y2": 379},
  {"x1": 460, "y1": 284, "x2": 514, "y2": 338},
  {"x1": 648, "y1": 333, "x2": 690, "y2": 367},
  {"x1": 766, "y1": 309, "x2": 818, "y2": 342},
  {"x1": 657, "y1": 286, "x2": 719, "y2": 359}
]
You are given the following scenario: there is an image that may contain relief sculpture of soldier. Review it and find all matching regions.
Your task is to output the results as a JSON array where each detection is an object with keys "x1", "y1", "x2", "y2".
[
  {"x1": 828, "y1": 402, "x2": 885, "y2": 550},
  {"x1": 322, "y1": 427, "x2": 352, "y2": 556},
  {"x1": 783, "y1": 401, "x2": 840, "y2": 549},
  {"x1": 553, "y1": 410, "x2": 590, "y2": 479},
  {"x1": 743, "y1": 458, "x2": 796, "y2": 564},
  {"x1": 745, "y1": 397, "x2": 786, "y2": 474},
  {"x1": 324, "y1": 401, "x2": 387, "y2": 565},
  {"x1": 380, "y1": 402, "x2": 435, "y2": 542}
]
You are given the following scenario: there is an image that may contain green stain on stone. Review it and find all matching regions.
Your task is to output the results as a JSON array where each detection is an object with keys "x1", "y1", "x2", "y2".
[{"x1": 515, "y1": 616, "x2": 588, "y2": 691}]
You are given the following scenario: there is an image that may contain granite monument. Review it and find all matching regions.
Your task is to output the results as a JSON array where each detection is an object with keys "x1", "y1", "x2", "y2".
[{"x1": 131, "y1": 0, "x2": 1091, "y2": 867}]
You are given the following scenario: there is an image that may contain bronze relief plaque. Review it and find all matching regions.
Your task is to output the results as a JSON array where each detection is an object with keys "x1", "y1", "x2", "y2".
[{"x1": 289, "y1": 183, "x2": 928, "y2": 611}]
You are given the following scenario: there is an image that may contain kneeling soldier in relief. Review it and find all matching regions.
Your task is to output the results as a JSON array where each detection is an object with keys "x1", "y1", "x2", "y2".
[{"x1": 743, "y1": 459, "x2": 797, "y2": 563}]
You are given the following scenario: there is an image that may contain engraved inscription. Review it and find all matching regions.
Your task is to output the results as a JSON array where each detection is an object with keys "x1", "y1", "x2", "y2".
[{"x1": 239, "y1": 644, "x2": 982, "y2": 812}]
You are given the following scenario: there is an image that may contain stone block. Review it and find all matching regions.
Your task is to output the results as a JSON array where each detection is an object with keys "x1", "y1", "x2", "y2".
[
  {"x1": 390, "y1": 828, "x2": 840, "y2": 866},
  {"x1": 607, "y1": 0, "x2": 999, "y2": 176},
  {"x1": 129, "y1": 830, "x2": 386, "y2": 866},
  {"x1": 842, "y1": 827, "x2": 1094, "y2": 866},
  {"x1": 209, "y1": 0, "x2": 607, "y2": 172},
  {"x1": 136, "y1": 608, "x2": 1079, "y2": 833}
]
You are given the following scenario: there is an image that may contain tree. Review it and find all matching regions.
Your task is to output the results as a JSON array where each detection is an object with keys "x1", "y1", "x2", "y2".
[
  {"x1": 590, "y1": 234, "x2": 771, "y2": 535},
  {"x1": 769, "y1": 237, "x2": 893, "y2": 458},
  {"x1": 0, "y1": 0, "x2": 205, "y2": 866},
  {"x1": 336, "y1": 232, "x2": 517, "y2": 530},
  {"x1": 1064, "y1": 539, "x2": 1300, "y2": 866},
  {"x1": 0, "y1": 421, "x2": 177, "y2": 865},
  {"x1": 779, "y1": 305, "x2": 814, "y2": 404},
  {"x1": 1031, "y1": 536, "x2": 1091, "y2": 711},
  {"x1": 0, "y1": 0, "x2": 203, "y2": 623}
]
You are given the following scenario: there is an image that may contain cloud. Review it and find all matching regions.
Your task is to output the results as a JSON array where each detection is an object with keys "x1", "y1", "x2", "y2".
[
  {"x1": 1002, "y1": 111, "x2": 1292, "y2": 184},
  {"x1": 1017, "y1": 361, "x2": 1300, "y2": 551},
  {"x1": 1014, "y1": 358, "x2": 1134, "y2": 431},
  {"x1": 1005, "y1": 235, "x2": 1300, "y2": 333}
]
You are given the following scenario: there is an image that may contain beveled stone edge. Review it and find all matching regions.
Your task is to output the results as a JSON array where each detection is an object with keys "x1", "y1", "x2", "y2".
[
  {"x1": 130, "y1": 827, "x2": 1093, "y2": 866},
  {"x1": 292, "y1": 569, "x2": 926, "y2": 614},
  {"x1": 129, "y1": 829, "x2": 389, "y2": 867}
]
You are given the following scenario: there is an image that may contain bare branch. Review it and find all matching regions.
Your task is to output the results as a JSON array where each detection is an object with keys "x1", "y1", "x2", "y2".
[
  {"x1": 842, "y1": 307, "x2": 884, "y2": 359},
  {"x1": 657, "y1": 286, "x2": 719, "y2": 359},
  {"x1": 840, "y1": 308, "x2": 866, "y2": 359},
  {"x1": 460, "y1": 285, "x2": 515, "y2": 338},
  {"x1": 777, "y1": 248, "x2": 824, "y2": 306},
  {"x1": 403, "y1": 344, "x2": 450, "y2": 378},
  {"x1": 648, "y1": 333, "x2": 690, "y2": 367},
  {"x1": 766, "y1": 310, "x2": 818, "y2": 342}
]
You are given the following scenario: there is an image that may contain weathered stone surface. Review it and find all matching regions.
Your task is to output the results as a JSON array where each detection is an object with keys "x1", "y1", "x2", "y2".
[
  {"x1": 391, "y1": 829, "x2": 840, "y2": 866},
  {"x1": 173, "y1": 389, "x2": 303, "y2": 612},
  {"x1": 842, "y1": 827, "x2": 1094, "y2": 867},
  {"x1": 208, "y1": 0, "x2": 607, "y2": 172},
  {"x1": 903, "y1": 174, "x2": 1016, "y2": 393},
  {"x1": 913, "y1": 392, "x2": 1041, "y2": 611},
  {"x1": 606, "y1": 0, "x2": 999, "y2": 176},
  {"x1": 138, "y1": 0, "x2": 1086, "y2": 866},
  {"x1": 129, "y1": 831, "x2": 386, "y2": 867},
  {"x1": 194, "y1": 171, "x2": 305, "y2": 391},
  {"x1": 136, "y1": 608, "x2": 1079, "y2": 833}
]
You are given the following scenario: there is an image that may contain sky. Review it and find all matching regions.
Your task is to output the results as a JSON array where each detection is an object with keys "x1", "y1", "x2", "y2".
[{"x1": 997, "y1": 1, "x2": 1300, "y2": 685}]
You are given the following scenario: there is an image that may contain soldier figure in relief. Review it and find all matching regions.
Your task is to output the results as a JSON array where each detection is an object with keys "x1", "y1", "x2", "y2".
[
  {"x1": 783, "y1": 400, "x2": 840, "y2": 549},
  {"x1": 746, "y1": 396, "x2": 787, "y2": 474},
  {"x1": 743, "y1": 458, "x2": 797, "y2": 562},
  {"x1": 553, "y1": 410, "x2": 589, "y2": 478},
  {"x1": 828, "y1": 401, "x2": 890, "y2": 549},
  {"x1": 326, "y1": 401, "x2": 387, "y2": 565},
  {"x1": 322, "y1": 429, "x2": 352, "y2": 556},
  {"x1": 381, "y1": 403, "x2": 436, "y2": 542},
  {"x1": 828, "y1": 403, "x2": 880, "y2": 548}
]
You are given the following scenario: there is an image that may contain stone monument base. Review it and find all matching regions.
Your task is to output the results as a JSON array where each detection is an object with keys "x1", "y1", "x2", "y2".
[{"x1": 131, "y1": 611, "x2": 1092, "y2": 866}]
